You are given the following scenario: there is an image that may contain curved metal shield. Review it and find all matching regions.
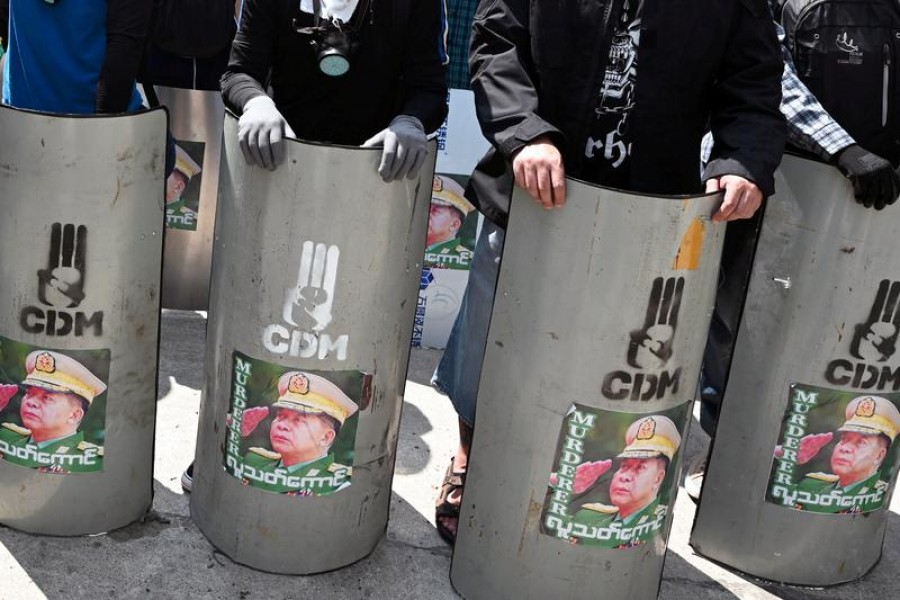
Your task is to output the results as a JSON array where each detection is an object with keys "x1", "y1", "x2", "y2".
[
  {"x1": 156, "y1": 87, "x2": 225, "y2": 310},
  {"x1": 691, "y1": 154, "x2": 900, "y2": 586},
  {"x1": 190, "y1": 114, "x2": 436, "y2": 574},
  {"x1": 450, "y1": 182, "x2": 725, "y2": 600},
  {"x1": 0, "y1": 105, "x2": 167, "y2": 535}
]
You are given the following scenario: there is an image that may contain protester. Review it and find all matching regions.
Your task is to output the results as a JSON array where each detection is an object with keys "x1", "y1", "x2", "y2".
[
  {"x1": 219, "y1": 0, "x2": 447, "y2": 179},
  {"x1": 181, "y1": 0, "x2": 448, "y2": 491},
  {"x1": 686, "y1": 0, "x2": 900, "y2": 500},
  {"x1": 432, "y1": 0, "x2": 786, "y2": 544},
  {"x1": 1, "y1": 0, "x2": 151, "y2": 114}
]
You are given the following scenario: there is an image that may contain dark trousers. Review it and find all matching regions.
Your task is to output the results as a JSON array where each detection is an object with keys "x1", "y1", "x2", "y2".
[{"x1": 699, "y1": 208, "x2": 765, "y2": 437}]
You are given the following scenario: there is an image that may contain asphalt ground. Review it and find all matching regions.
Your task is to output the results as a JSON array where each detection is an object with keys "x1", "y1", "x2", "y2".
[{"x1": 0, "y1": 310, "x2": 896, "y2": 599}]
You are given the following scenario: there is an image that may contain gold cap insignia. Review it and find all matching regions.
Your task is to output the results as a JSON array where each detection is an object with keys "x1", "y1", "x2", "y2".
[
  {"x1": 35, "y1": 352, "x2": 56, "y2": 374},
  {"x1": 857, "y1": 397, "x2": 876, "y2": 418},
  {"x1": 288, "y1": 374, "x2": 310, "y2": 395},
  {"x1": 433, "y1": 176, "x2": 443, "y2": 192},
  {"x1": 637, "y1": 418, "x2": 656, "y2": 441}
]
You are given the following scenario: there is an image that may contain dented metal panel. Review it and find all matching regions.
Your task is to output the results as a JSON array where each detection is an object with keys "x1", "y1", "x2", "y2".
[
  {"x1": 157, "y1": 87, "x2": 225, "y2": 310},
  {"x1": 691, "y1": 154, "x2": 900, "y2": 586},
  {"x1": 0, "y1": 105, "x2": 167, "y2": 534},
  {"x1": 190, "y1": 114, "x2": 435, "y2": 574},
  {"x1": 451, "y1": 181, "x2": 725, "y2": 600}
]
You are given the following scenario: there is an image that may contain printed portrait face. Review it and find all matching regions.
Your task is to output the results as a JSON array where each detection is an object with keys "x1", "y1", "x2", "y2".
[
  {"x1": 609, "y1": 457, "x2": 666, "y2": 516},
  {"x1": 830, "y1": 431, "x2": 889, "y2": 486},
  {"x1": 20, "y1": 386, "x2": 85, "y2": 442},
  {"x1": 427, "y1": 204, "x2": 463, "y2": 244},
  {"x1": 165, "y1": 171, "x2": 188, "y2": 204},
  {"x1": 268, "y1": 408, "x2": 337, "y2": 466}
]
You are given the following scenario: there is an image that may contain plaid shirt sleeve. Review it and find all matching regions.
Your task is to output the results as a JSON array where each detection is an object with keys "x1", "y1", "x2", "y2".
[
  {"x1": 773, "y1": 2, "x2": 855, "y2": 160},
  {"x1": 704, "y1": 5, "x2": 856, "y2": 166},
  {"x1": 445, "y1": 0, "x2": 480, "y2": 89}
]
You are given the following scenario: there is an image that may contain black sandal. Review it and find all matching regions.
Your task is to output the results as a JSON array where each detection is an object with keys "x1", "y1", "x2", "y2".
[{"x1": 435, "y1": 459, "x2": 466, "y2": 545}]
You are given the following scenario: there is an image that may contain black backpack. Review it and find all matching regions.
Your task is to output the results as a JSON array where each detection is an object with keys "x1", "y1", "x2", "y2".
[
  {"x1": 779, "y1": 0, "x2": 900, "y2": 164},
  {"x1": 151, "y1": 0, "x2": 237, "y2": 59}
]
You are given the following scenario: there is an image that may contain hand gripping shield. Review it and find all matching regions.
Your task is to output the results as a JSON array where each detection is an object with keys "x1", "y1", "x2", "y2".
[
  {"x1": 190, "y1": 113, "x2": 436, "y2": 574},
  {"x1": 691, "y1": 154, "x2": 900, "y2": 586},
  {"x1": 450, "y1": 181, "x2": 725, "y2": 600}
]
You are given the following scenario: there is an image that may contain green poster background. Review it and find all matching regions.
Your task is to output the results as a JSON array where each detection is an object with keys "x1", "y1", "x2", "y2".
[
  {"x1": 228, "y1": 352, "x2": 366, "y2": 469},
  {"x1": 765, "y1": 383, "x2": 900, "y2": 514},
  {"x1": 165, "y1": 139, "x2": 205, "y2": 232},
  {"x1": 0, "y1": 336, "x2": 110, "y2": 448},
  {"x1": 540, "y1": 402, "x2": 691, "y2": 548}
]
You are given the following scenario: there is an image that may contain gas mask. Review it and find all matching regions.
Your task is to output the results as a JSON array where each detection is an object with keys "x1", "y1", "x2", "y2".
[{"x1": 294, "y1": 0, "x2": 372, "y2": 77}]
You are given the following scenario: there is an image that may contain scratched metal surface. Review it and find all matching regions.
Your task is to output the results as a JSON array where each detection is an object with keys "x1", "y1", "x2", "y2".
[
  {"x1": 692, "y1": 154, "x2": 900, "y2": 586},
  {"x1": 0, "y1": 105, "x2": 167, "y2": 534},
  {"x1": 190, "y1": 114, "x2": 435, "y2": 574},
  {"x1": 451, "y1": 181, "x2": 725, "y2": 600},
  {"x1": 157, "y1": 87, "x2": 225, "y2": 311}
]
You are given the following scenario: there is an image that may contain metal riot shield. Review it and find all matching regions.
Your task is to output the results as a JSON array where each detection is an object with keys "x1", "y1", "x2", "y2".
[
  {"x1": 190, "y1": 114, "x2": 436, "y2": 574},
  {"x1": 0, "y1": 105, "x2": 167, "y2": 535},
  {"x1": 156, "y1": 87, "x2": 225, "y2": 310},
  {"x1": 450, "y1": 181, "x2": 725, "y2": 600},
  {"x1": 691, "y1": 154, "x2": 900, "y2": 586}
]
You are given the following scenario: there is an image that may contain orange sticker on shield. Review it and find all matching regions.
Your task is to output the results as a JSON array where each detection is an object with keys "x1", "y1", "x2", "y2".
[{"x1": 673, "y1": 217, "x2": 705, "y2": 271}]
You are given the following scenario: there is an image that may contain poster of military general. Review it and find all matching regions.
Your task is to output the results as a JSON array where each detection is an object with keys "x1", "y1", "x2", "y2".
[
  {"x1": 0, "y1": 336, "x2": 110, "y2": 474},
  {"x1": 766, "y1": 383, "x2": 900, "y2": 515},
  {"x1": 223, "y1": 351, "x2": 368, "y2": 496},
  {"x1": 541, "y1": 402, "x2": 690, "y2": 549}
]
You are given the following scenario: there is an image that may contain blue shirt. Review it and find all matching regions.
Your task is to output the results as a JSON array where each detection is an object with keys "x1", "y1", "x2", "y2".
[{"x1": 2, "y1": 0, "x2": 142, "y2": 113}]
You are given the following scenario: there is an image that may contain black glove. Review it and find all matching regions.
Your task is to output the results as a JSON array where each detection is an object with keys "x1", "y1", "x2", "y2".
[{"x1": 834, "y1": 144, "x2": 900, "y2": 211}]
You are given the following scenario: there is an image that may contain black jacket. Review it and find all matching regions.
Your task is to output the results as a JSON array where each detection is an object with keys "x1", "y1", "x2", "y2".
[
  {"x1": 468, "y1": 0, "x2": 787, "y2": 228},
  {"x1": 221, "y1": 0, "x2": 447, "y2": 145}
]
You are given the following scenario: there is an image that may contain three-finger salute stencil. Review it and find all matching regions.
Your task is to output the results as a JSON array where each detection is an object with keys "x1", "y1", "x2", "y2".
[
  {"x1": 851, "y1": 279, "x2": 900, "y2": 363},
  {"x1": 283, "y1": 242, "x2": 340, "y2": 332},
  {"x1": 262, "y1": 239, "x2": 351, "y2": 361},
  {"x1": 825, "y1": 279, "x2": 900, "y2": 392},
  {"x1": 601, "y1": 276, "x2": 686, "y2": 402},
  {"x1": 628, "y1": 277, "x2": 684, "y2": 370},
  {"x1": 38, "y1": 223, "x2": 88, "y2": 309}
]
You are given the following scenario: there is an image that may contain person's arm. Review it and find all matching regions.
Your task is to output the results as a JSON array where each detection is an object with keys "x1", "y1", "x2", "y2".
[
  {"x1": 397, "y1": 0, "x2": 448, "y2": 133},
  {"x1": 770, "y1": 1, "x2": 898, "y2": 209},
  {"x1": 469, "y1": 0, "x2": 565, "y2": 208},
  {"x1": 703, "y1": 0, "x2": 786, "y2": 198},
  {"x1": 96, "y1": 0, "x2": 153, "y2": 113},
  {"x1": 220, "y1": 0, "x2": 277, "y2": 115},
  {"x1": 770, "y1": 6, "x2": 855, "y2": 159},
  {"x1": 220, "y1": 0, "x2": 296, "y2": 170},
  {"x1": 468, "y1": 0, "x2": 562, "y2": 161}
]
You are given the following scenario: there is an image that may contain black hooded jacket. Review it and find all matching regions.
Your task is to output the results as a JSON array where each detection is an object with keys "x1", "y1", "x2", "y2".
[{"x1": 467, "y1": 0, "x2": 787, "y2": 228}]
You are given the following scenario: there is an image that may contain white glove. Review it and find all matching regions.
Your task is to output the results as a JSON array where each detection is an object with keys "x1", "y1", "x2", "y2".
[
  {"x1": 238, "y1": 95, "x2": 296, "y2": 170},
  {"x1": 362, "y1": 115, "x2": 428, "y2": 182}
]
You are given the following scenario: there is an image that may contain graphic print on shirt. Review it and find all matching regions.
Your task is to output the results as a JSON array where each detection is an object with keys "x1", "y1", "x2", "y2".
[{"x1": 584, "y1": 0, "x2": 643, "y2": 184}]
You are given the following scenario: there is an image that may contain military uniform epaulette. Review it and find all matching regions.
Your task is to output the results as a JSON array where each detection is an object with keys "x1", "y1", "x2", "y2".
[
  {"x1": 580, "y1": 502, "x2": 618, "y2": 515},
  {"x1": 2, "y1": 422, "x2": 30, "y2": 436},
  {"x1": 77, "y1": 440, "x2": 103, "y2": 455},
  {"x1": 249, "y1": 447, "x2": 281, "y2": 460},
  {"x1": 805, "y1": 472, "x2": 840, "y2": 483}
]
